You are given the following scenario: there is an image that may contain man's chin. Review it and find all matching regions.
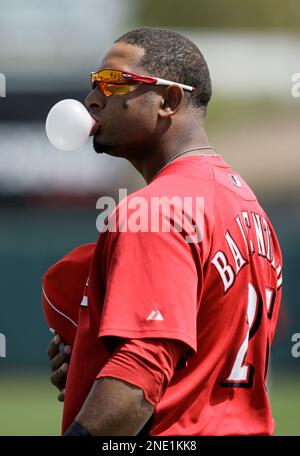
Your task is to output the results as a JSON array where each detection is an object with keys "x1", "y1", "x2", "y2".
[
  {"x1": 93, "y1": 138, "x2": 128, "y2": 158},
  {"x1": 93, "y1": 137, "x2": 115, "y2": 155}
]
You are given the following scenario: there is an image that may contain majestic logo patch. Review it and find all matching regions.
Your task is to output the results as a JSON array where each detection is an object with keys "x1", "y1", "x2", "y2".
[{"x1": 146, "y1": 310, "x2": 164, "y2": 321}]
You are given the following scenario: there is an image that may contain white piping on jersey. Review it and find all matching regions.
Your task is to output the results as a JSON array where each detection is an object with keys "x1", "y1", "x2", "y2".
[
  {"x1": 42, "y1": 286, "x2": 78, "y2": 328},
  {"x1": 276, "y1": 264, "x2": 282, "y2": 288}
]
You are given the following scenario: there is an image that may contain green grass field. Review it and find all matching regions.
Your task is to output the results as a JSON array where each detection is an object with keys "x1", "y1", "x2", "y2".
[
  {"x1": 0, "y1": 372, "x2": 62, "y2": 436},
  {"x1": 0, "y1": 371, "x2": 299, "y2": 435}
]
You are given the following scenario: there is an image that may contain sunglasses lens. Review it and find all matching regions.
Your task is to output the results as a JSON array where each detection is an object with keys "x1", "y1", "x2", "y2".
[
  {"x1": 90, "y1": 70, "x2": 140, "y2": 97},
  {"x1": 97, "y1": 69, "x2": 127, "y2": 83},
  {"x1": 100, "y1": 83, "x2": 131, "y2": 97},
  {"x1": 91, "y1": 69, "x2": 127, "y2": 86}
]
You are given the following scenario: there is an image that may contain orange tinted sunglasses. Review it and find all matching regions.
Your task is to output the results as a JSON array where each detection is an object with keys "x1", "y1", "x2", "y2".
[{"x1": 90, "y1": 68, "x2": 195, "y2": 97}]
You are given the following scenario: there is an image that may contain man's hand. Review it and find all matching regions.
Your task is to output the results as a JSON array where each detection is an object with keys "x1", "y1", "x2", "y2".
[{"x1": 47, "y1": 334, "x2": 71, "y2": 402}]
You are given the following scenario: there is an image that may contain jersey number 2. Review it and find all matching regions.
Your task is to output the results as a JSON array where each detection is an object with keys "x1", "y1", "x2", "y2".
[{"x1": 220, "y1": 282, "x2": 264, "y2": 388}]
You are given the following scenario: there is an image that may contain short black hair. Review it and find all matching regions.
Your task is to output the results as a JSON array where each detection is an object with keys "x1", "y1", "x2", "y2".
[{"x1": 115, "y1": 27, "x2": 212, "y2": 112}]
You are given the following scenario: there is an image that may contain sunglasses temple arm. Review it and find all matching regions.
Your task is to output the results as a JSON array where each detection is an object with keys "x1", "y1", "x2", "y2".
[{"x1": 154, "y1": 78, "x2": 195, "y2": 92}]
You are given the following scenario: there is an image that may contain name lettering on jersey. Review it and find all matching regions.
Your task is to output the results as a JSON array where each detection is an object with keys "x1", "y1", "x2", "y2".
[
  {"x1": 211, "y1": 251, "x2": 235, "y2": 293},
  {"x1": 241, "y1": 211, "x2": 255, "y2": 254},
  {"x1": 212, "y1": 210, "x2": 281, "y2": 294},
  {"x1": 225, "y1": 230, "x2": 248, "y2": 274},
  {"x1": 252, "y1": 212, "x2": 267, "y2": 257}
]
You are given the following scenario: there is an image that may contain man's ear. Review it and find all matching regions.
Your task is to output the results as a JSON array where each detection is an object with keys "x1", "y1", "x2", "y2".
[{"x1": 158, "y1": 85, "x2": 185, "y2": 118}]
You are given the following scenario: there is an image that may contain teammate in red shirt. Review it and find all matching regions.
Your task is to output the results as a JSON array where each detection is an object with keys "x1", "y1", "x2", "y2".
[{"x1": 46, "y1": 28, "x2": 282, "y2": 436}]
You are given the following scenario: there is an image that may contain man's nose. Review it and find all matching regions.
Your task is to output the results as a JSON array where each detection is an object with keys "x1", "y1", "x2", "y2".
[{"x1": 85, "y1": 88, "x2": 106, "y2": 113}]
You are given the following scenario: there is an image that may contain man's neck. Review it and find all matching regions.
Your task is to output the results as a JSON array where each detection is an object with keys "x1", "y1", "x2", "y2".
[{"x1": 130, "y1": 127, "x2": 212, "y2": 184}]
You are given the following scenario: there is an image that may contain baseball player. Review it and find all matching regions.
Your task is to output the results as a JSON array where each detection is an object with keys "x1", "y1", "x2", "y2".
[{"x1": 47, "y1": 27, "x2": 282, "y2": 436}]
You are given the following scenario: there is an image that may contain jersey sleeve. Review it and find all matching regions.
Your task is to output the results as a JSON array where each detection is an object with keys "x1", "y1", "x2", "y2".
[
  {"x1": 98, "y1": 209, "x2": 202, "y2": 357},
  {"x1": 97, "y1": 338, "x2": 184, "y2": 407}
]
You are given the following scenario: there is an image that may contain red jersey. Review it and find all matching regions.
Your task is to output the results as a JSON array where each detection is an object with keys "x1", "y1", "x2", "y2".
[{"x1": 62, "y1": 154, "x2": 282, "y2": 435}]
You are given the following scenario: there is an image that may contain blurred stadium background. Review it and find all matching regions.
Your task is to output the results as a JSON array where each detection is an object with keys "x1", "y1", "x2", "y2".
[{"x1": 0, "y1": 0, "x2": 299, "y2": 435}]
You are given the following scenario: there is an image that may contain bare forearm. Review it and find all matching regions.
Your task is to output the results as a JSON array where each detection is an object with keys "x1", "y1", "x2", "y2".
[{"x1": 75, "y1": 377, "x2": 154, "y2": 436}]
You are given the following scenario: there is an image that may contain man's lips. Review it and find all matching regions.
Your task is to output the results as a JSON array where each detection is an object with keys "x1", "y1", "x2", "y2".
[{"x1": 89, "y1": 114, "x2": 101, "y2": 136}]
